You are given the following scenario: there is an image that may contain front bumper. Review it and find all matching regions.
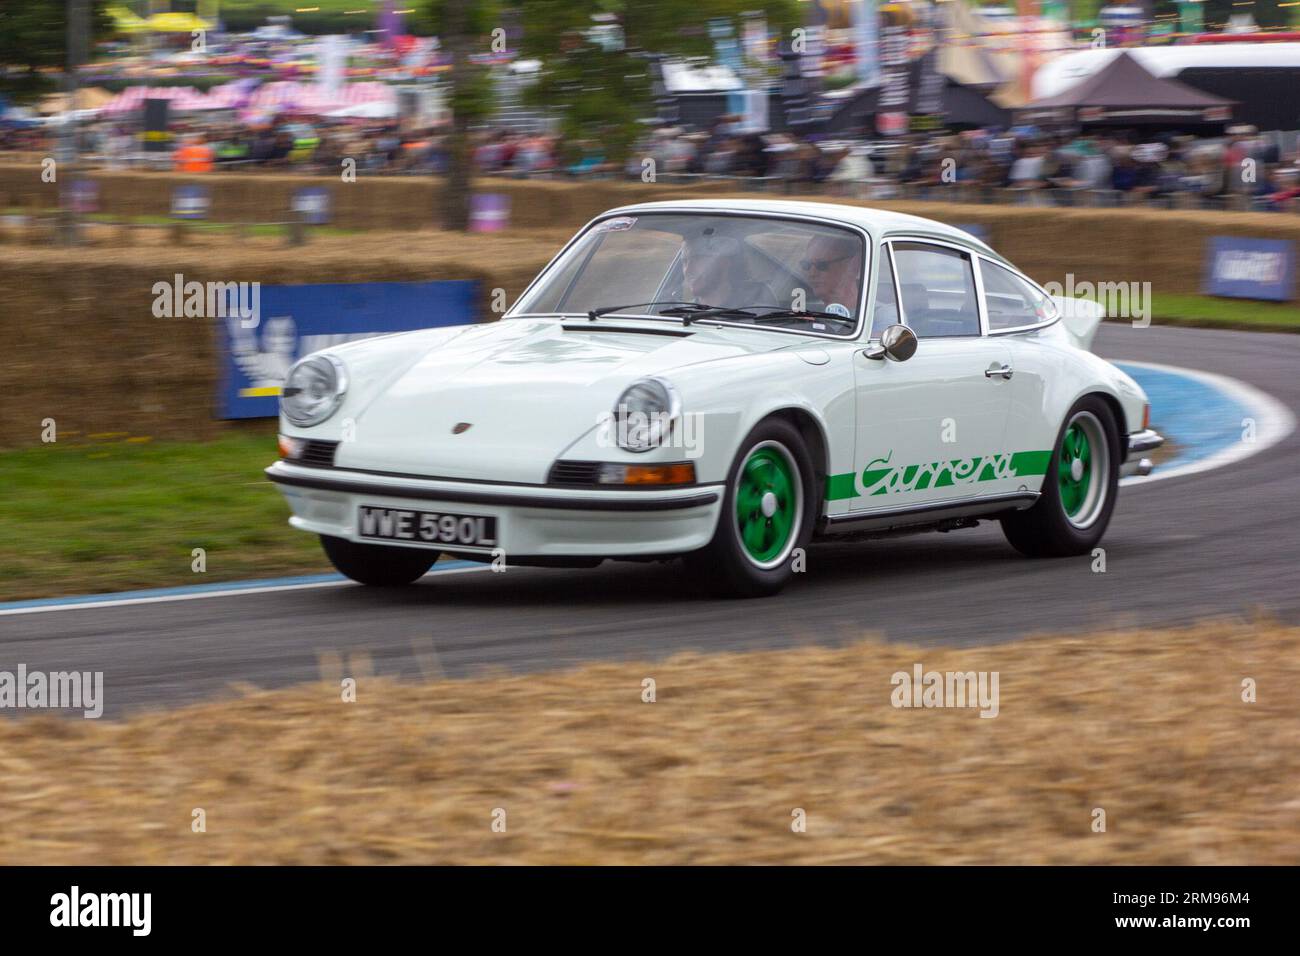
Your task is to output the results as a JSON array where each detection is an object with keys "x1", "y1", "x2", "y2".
[
  {"x1": 265, "y1": 461, "x2": 724, "y2": 558},
  {"x1": 1120, "y1": 428, "x2": 1163, "y2": 478}
]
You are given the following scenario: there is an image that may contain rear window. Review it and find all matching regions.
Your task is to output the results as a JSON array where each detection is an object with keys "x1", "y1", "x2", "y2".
[{"x1": 981, "y1": 260, "x2": 1057, "y2": 330}]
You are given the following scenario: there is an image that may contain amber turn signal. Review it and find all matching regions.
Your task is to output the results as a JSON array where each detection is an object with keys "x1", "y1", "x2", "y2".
[
  {"x1": 595, "y1": 462, "x2": 696, "y2": 485},
  {"x1": 278, "y1": 434, "x2": 305, "y2": 460}
]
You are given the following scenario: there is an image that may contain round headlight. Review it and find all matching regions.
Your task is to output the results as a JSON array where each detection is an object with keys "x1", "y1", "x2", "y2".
[
  {"x1": 613, "y1": 378, "x2": 679, "y2": 452},
  {"x1": 281, "y1": 354, "x2": 347, "y2": 427}
]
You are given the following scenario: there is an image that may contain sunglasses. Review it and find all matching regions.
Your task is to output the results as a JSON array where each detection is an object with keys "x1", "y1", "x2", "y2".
[{"x1": 800, "y1": 254, "x2": 854, "y2": 274}]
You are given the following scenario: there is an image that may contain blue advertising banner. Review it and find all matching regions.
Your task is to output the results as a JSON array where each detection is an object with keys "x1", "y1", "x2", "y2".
[
  {"x1": 291, "y1": 186, "x2": 331, "y2": 225},
  {"x1": 172, "y1": 185, "x2": 211, "y2": 220},
  {"x1": 62, "y1": 179, "x2": 99, "y2": 213},
  {"x1": 1203, "y1": 237, "x2": 1295, "y2": 302},
  {"x1": 218, "y1": 280, "x2": 480, "y2": 419}
]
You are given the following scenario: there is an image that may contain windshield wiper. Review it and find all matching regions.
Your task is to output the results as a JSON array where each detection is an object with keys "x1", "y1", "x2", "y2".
[
  {"x1": 659, "y1": 304, "x2": 759, "y2": 325},
  {"x1": 587, "y1": 300, "x2": 708, "y2": 321},
  {"x1": 587, "y1": 300, "x2": 837, "y2": 329},
  {"x1": 662, "y1": 304, "x2": 856, "y2": 331},
  {"x1": 746, "y1": 307, "x2": 857, "y2": 329}
]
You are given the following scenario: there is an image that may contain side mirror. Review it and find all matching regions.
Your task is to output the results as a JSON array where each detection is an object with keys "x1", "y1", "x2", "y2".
[{"x1": 863, "y1": 324, "x2": 918, "y2": 363}]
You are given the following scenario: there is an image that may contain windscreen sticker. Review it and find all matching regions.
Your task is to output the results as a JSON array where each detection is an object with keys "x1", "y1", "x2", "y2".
[{"x1": 596, "y1": 216, "x2": 637, "y2": 232}]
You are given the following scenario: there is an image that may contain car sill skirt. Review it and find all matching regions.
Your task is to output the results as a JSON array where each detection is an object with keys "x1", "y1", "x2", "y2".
[{"x1": 819, "y1": 491, "x2": 1040, "y2": 536}]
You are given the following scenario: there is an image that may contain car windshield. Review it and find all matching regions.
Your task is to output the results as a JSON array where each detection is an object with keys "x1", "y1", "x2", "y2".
[{"x1": 511, "y1": 213, "x2": 867, "y2": 336}]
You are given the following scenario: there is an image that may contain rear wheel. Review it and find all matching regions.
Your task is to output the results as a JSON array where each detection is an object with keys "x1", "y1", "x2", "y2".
[
  {"x1": 1001, "y1": 396, "x2": 1120, "y2": 558},
  {"x1": 320, "y1": 535, "x2": 438, "y2": 586},
  {"x1": 685, "y1": 418, "x2": 817, "y2": 598}
]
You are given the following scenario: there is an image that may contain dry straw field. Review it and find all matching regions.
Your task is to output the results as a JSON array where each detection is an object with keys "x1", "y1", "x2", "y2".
[{"x1": 1, "y1": 619, "x2": 1295, "y2": 864}]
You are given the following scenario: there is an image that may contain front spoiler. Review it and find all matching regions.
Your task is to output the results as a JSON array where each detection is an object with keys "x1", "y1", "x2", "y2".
[
  {"x1": 1120, "y1": 428, "x2": 1163, "y2": 478},
  {"x1": 265, "y1": 460, "x2": 723, "y2": 559},
  {"x1": 264, "y1": 461, "x2": 721, "y2": 512}
]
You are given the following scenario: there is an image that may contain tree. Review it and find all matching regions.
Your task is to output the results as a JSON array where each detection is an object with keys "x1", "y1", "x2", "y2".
[
  {"x1": 515, "y1": 1, "x2": 801, "y2": 166},
  {"x1": 1194, "y1": 0, "x2": 1291, "y2": 30},
  {"x1": 421, "y1": 0, "x2": 800, "y2": 230},
  {"x1": 0, "y1": 0, "x2": 113, "y2": 85},
  {"x1": 417, "y1": 0, "x2": 499, "y2": 230}
]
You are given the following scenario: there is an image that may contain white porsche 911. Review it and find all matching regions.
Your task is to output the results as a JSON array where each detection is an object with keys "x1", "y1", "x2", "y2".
[{"x1": 267, "y1": 199, "x2": 1162, "y2": 597}]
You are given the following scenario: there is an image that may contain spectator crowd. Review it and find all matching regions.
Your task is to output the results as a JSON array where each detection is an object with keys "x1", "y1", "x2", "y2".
[{"x1": 4, "y1": 109, "x2": 1297, "y2": 212}]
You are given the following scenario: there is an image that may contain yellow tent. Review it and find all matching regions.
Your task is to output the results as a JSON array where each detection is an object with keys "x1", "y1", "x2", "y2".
[
  {"x1": 107, "y1": 5, "x2": 149, "y2": 34},
  {"x1": 145, "y1": 12, "x2": 213, "y2": 33}
]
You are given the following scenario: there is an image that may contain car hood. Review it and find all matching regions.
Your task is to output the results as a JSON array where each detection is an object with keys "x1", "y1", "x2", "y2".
[{"x1": 334, "y1": 318, "x2": 780, "y2": 483}]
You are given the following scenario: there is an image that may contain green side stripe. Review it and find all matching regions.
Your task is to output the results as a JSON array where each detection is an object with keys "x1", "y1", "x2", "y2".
[
  {"x1": 1009, "y1": 450, "x2": 1052, "y2": 476},
  {"x1": 825, "y1": 472, "x2": 858, "y2": 501}
]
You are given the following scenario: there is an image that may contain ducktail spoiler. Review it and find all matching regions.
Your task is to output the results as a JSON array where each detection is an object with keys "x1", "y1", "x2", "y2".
[{"x1": 1051, "y1": 296, "x2": 1106, "y2": 352}]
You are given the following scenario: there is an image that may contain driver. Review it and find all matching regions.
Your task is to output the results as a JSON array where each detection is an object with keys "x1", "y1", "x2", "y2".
[
  {"x1": 799, "y1": 233, "x2": 862, "y2": 315},
  {"x1": 680, "y1": 229, "x2": 776, "y2": 308}
]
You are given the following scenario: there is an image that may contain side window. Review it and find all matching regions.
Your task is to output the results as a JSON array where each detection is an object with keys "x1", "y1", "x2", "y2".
[
  {"x1": 869, "y1": 247, "x2": 899, "y2": 338},
  {"x1": 981, "y1": 260, "x2": 1056, "y2": 330},
  {"x1": 891, "y1": 241, "x2": 980, "y2": 338}
]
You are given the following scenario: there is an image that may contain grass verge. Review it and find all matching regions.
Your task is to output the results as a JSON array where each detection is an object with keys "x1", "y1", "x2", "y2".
[
  {"x1": 2, "y1": 209, "x2": 357, "y2": 242},
  {"x1": 0, "y1": 620, "x2": 1293, "y2": 864},
  {"x1": 1107, "y1": 293, "x2": 1300, "y2": 333},
  {"x1": 0, "y1": 425, "x2": 326, "y2": 602}
]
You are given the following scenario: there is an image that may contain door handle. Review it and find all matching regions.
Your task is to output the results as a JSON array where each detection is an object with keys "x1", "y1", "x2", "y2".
[{"x1": 985, "y1": 364, "x2": 1013, "y2": 380}]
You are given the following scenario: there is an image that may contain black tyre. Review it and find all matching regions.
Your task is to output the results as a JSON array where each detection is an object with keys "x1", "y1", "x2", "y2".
[
  {"x1": 320, "y1": 535, "x2": 438, "y2": 586},
  {"x1": 685, "y1": 417, "x2": 818, "y2": 598},
  {"x1": 1000, "y1": 395, "x2": 1121, "y2": 558}
]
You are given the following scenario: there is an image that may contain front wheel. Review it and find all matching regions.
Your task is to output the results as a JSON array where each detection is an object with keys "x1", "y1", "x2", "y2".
[
  {"x1": 320, "y1": 535, "x2": 438, "y2": 586},
  {"x1": 1001, "y1": 396, "x2": 1120, "y2": 558},
  {"x1": 684, "y1": 418, "x2": 818, "y2": 598}
]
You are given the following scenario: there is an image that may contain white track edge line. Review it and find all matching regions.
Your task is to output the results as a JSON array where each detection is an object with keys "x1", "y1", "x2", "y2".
[{"x1": 0, "y1": 565, "x2": 488, "y2": 617}]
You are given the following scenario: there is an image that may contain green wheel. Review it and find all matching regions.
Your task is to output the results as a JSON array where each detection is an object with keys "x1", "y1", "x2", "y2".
[
  {"x1": 685, "y1": 418, "x2": 817, "y2": 598},
  {"x1": 734, "y1": 441, "x2": 803, "y2": 570},
  {"x1": 1057, "y1": 411, "x2": 1110, "y2": 530},
  {"x1": 1001, "y1": 396, "x2": 1119, "y2": 558}
]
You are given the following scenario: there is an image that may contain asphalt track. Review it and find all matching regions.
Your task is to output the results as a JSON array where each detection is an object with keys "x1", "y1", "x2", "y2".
[{"x1": 2, "y1": 323, "x2": 1298, "y2": 717}]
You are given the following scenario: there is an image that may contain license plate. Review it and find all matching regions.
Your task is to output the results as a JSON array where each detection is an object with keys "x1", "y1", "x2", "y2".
[{"x1": 358, "y1": 506, "x2": 498, "y2": 548}]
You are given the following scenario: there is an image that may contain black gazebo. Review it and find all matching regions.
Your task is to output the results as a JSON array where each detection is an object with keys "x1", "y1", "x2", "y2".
[{"x1": 1019, "y1": 51, "x2": 1235, "y2": 131}]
